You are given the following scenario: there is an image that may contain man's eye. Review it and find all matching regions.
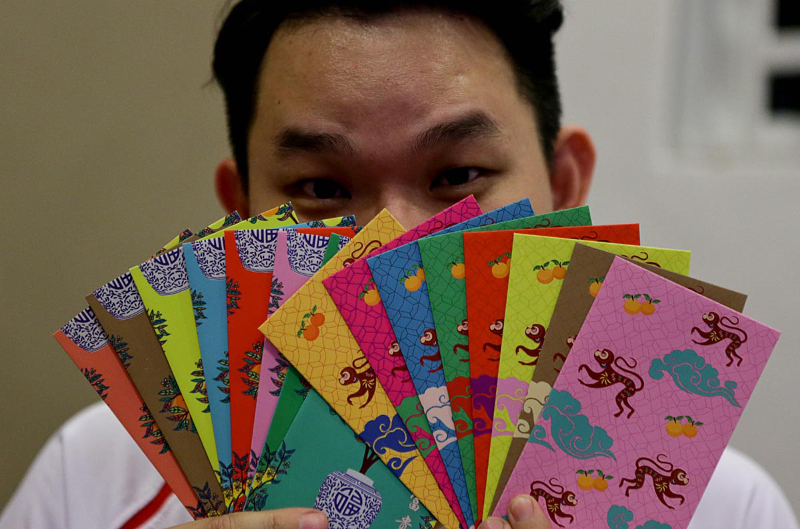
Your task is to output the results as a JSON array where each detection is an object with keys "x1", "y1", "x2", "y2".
[
  {"x1": 430, "y1": 167, "x2": 482, "y2": 189},
  {"x1": 299, "y1": 179, "x2": 351, "y2": 200}
]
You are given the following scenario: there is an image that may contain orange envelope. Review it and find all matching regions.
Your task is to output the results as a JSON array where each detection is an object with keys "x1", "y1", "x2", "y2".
[{"x1": 55, "y1": 307, "x2": 200, "y2": 516}]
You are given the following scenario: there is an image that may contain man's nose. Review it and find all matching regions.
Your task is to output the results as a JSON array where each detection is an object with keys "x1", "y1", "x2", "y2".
[{"x1": 369, "y1": 192, "x2": 433, "y2": 230}]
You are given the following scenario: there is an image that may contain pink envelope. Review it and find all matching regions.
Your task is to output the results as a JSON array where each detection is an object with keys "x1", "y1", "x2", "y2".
[
  {"x1": 494, "y1": 257, "x2": 780, "y2": 528},
  {"x1": 249, "y1": 230, "x2": 347, "y2": 461}
]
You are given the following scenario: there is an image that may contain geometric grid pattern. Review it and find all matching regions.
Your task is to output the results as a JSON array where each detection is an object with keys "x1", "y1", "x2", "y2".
[{"x1": 261, "y1": 211, "x2": 460, "y2": 528}]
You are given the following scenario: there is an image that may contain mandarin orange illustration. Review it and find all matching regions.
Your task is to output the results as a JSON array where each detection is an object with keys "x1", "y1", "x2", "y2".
[
  {"x1": 363, "y1": 288, "x2": 381, "y2": 306},
  {"x1": 576, "y1": 470, "x2": 595, "y2": 490},
  {"x1": 551, "y1": 259, "x2": 569, "y2": 280},
  {"x1": 665, "y1": 416, "x2": 684, "y2": 437},
  {"x1": 400, "y1": 265, "x2": 424, "y2": 291},
  {"x1": 359, "y1": 280, "x2": 381, "y2": 306},
  {"x1": 682, "y1": 416, "x2": 703, "y2": 438},
  {"x1": 623, "y1": 294, "x2": 642, "y2": 314},
  {"x1": 593, "y1": 471, "x2": 612, "y2": 492},
  {"x1": 640, "y1": 294, "x2": 661, "y2": 316},
  {"x1": 302, "y1": 325, "x2": 320, "y2": 341},
  {"x1": 492, "y1": 262, "x2": 509, "y2": 279},
  {"x1": 310, "y1": 312, "x2": 325, "y2": 326},
  {"x1": 404, "y1": 275, "x2": 422, "y2": 292},
  {"x1": 451, "y1": 262, "x2": 466, "y2": 279}
]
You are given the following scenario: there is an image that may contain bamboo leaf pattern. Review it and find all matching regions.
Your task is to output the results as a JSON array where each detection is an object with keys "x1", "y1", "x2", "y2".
[
  {"x1": 226, "y1": 279, "x2": 242, "y2": 315},
  {"x1": 158, "y1": 375, "x2": 196, "y2": 433},
  {"x1": 148, "y1": 310, "x2": 170, "y2": 346},
  {"x1": 214, "y1": 351, "x2": 231, "y2": 404},
  {"x1": 138, "y1": 405, "x2": 170, "y2": 454},
  {"x1": 109, "y1": 334, "x2": 133, "y2": 369},
  {"x1": 245, "y1": 441, "x2": 295, "y2": 511},
  {"x1": 239, "y1": 341, "x2": 263, "y2": 399},
  {"x1": 190, "y1": 359, "x2": 210, "y2": 413},
  {"x1": 270, "y1": 277, "x2": 285, "y2": 311},
  {"x1": 192, "y1": 289, "x2": 208, "y2": 327},
  {"x1": 82, "y1": 367, "x2": 110, "y2": 400}
]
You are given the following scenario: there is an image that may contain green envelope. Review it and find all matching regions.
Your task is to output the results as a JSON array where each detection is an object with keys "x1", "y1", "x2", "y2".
[{"x1": 249, "y1": 389, "x2": 436, "y2": 529}]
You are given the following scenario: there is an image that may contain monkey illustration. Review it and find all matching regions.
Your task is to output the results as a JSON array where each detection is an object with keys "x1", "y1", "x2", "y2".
[
  {"x1": 419, "y1": 329, "x2": 443, "y2": 372},
  {"x1": 388, "y1": 340, "x2": 410, "y2": 382},
  {"x1": 529, "y1": 478, "x2": 577, "y2": 528},
  {"x1": 515, "y1": 324, "x2": 547, "y2": 366},
  {"x1": 552, "y1": 335, "x2": 576, "y2": 374},
  {"x1": 342, "y1": 240, "x2": 382, "y2": 267},
  {"x1": 578, "y1": 348, "x2": 644, "y2": 418},
  {"x1": 429, "y1": 219, "x2": 458, "y2": 231},
  {"x1": 619, "y1": 454, "x2": 688, "y2": 509},
  {"x1": 482, "y1": 319, "x2": 504, "y2": 361},
  {"x1": 453, "y1": 319, "x2": 469, "y2": 362},
  {"x1": 339, "y1": 356, "x2": 377, "y2": 408},
  {"x1": 578, "y1": 231, "x2": 611, "y2": 242},
  {"x1": 623, "y1": 251, "x2": 661, "y2": 268},
  {"x1": 691, "y1": 311, "x2": 748, "y2": 367}
]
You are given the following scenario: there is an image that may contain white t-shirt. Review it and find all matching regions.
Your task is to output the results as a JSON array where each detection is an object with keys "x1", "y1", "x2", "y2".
[{"x1": 1, "y1": 403, "x2": 797, "y2": 529}]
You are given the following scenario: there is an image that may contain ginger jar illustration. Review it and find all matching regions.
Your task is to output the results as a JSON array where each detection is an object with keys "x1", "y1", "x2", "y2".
[{"x1": 315, "y1": 469, "x2": 383, "y2": 529}]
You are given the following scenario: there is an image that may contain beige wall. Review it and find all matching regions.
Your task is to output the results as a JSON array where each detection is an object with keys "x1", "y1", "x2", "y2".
[
  {"x1": 2, "y1": 0, "x2": 798, "y2": 517},
  {"x1": 0, "y1": 0, "x2": 229, "y2": 508}
]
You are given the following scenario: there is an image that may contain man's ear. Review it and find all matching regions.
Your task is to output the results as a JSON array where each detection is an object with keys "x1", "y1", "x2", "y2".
[
  {"x1": 549, "y1": 126, "x2": 596, "y2": 210},
  {"x1": 215, "y1": 158, "x2": 250, "y2": 218}
]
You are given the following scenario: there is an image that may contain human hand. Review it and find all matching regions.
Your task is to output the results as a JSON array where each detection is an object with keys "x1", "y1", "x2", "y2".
[
  {"x1": 478, "y1": 495, "x2": 552, "y2": 529},
  {"x1": 169, "y1": 508, "x2": 328, "y2": 529}
]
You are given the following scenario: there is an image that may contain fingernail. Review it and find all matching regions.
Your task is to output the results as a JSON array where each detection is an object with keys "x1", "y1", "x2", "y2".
[
  {"x1": 479, "y1": 517, "x2": 507, "y2": 529},
  {"x1": 509, "y1": 495, "x2": 537, "y2": 521},
  {"x1": 299, "y1": 511, "x2": 328, "y2": 529}
]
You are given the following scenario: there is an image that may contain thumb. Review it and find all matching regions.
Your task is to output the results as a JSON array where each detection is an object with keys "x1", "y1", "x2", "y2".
[
  {"x1": 169, "y1": 508, "x2": 329, "y2": 529},
  {"x1": 507, "y1": 494, "x2": 552, "y2": 529}
]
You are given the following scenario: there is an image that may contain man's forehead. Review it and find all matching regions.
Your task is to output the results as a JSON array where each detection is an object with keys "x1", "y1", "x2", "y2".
[{"x1": 252, "y1": 9, "x2": 518, "y2": 132}]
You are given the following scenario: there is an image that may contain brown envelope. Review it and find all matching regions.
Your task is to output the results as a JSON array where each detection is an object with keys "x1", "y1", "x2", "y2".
[
  {"x1": 87, "y1": 273, "x2": 225, "y2": 517},
  {"x1": 489, "y1": 243, "x2": 748, "y2": 513}
]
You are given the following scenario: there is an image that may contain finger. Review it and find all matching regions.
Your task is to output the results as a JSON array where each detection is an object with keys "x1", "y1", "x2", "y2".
[
  {"x1": 507, "y1": 495, "x2": 552, "y2": 529},
  {"x1": 169, "y1": 508, "x2": 328, "y2": 529},
  {"x1": 479, "y1": 516, "x2": 512, "y2": 529}
]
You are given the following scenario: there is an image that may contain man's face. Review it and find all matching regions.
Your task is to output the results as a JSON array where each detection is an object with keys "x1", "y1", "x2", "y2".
[{"x1": 226, "y1": 9, "x2": 593, "y2": 228}]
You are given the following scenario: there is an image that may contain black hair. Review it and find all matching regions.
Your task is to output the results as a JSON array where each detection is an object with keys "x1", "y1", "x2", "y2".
[{"x1": 213, "y1": 0, "x2": 564, "y2": 193}]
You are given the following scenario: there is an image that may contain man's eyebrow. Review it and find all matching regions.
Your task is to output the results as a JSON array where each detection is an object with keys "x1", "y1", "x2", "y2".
[
  {"x1": 411, "y1": 111, "x2": 502, "y2": 153},
  {"x1": 275, "y1": 128, "x2": 357, "y2": 157}
]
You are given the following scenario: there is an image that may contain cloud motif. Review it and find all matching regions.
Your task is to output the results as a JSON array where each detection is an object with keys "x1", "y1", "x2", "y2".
[
  {"x1": 428, "y1": 416, "x2": 457, "y2": 446},
  {"x1": 539, "y1": 389, "x2": 616, "y2": 460},
  {"x1": 402, "y1": 405, "x2": 435, "y2": 457},
  {"x1": 649, "y1": 349, "x2": 740, "y2": 407},
  {"x1": 471, "y1": 375, "x2": 498, "y2": 434},
  {"x1": 360, "y1": 414, "x2": 418, "y2": 477},
  {"x1": 419, "y1": 386, "x2": 458, "y2": 448},
  {"x1": 636, "y1": 522, "x2": 672, "y2": 529},
  {"x1": 526, "y1": 424, "x2": 554, "y2": 452},
  {"x1": 606, "y1": 505, "x2": 671, "y2": 529},
  {"x1": 607, "y1": 505, "x2": 634, "y2": 529}
]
